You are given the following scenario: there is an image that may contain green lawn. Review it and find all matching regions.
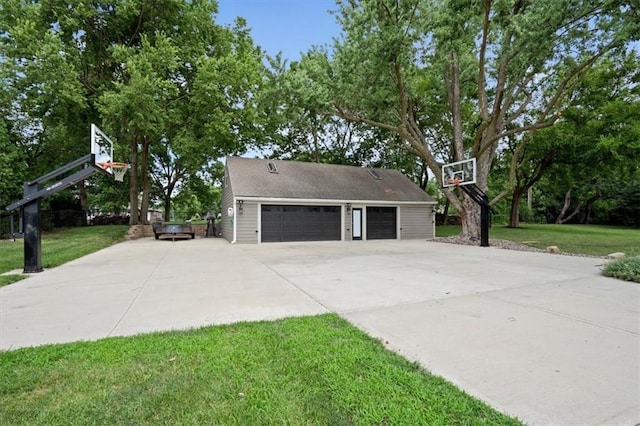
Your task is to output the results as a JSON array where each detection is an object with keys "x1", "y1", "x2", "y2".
[
  {"x1": 0, "y1": 314, "x2": 520, "y2": 425},
  {"x1": 437, "y1": 223, "x2": 640, "y2": 256},
  {"x1": 0, "y1": 225, "x2": 127, "y2": 286}
]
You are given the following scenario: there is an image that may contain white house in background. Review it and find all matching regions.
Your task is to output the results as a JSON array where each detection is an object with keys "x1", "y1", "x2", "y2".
[{"x1": 220, "y1": 157, "x2": 437, "y2": 244}]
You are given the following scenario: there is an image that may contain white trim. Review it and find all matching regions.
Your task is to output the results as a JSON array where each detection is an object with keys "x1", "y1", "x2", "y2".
[
  {"x1": 231, "y1": 196, "x2": 237, "y2": 244},
  {"x1": 234, "y1": 196, "x2": 435, "y2": 206},
  {"x1": 362, "y1": 207, "x2": 367, "y2": 240},
  {"x1": 257, "y1": 204, "x2": 262, "y2": 243},
  {"x1": 341, "y1": 205, "x2": 346, "y2": 241}
]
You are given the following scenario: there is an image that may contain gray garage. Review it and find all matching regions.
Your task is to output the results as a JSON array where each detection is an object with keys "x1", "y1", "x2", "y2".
[{"x1": 220, "y1": 157, "x2": 436, "y2": 244}]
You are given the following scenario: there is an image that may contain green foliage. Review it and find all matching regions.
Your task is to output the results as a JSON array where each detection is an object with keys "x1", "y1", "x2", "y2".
[
  {"x1": 322, "y1": 0, "x2": 639, "y2": 237},
  {"x1": 0, "y1": 314, "x2": 520, "y2": 425},
  {"x1": 492, "y1": 53, "x2": 640, "y2": 227},
  {"x1": 0, "y1": 120, "x2": 25, "y2": 209},
  {"x1": 1, "y1": 0, "x2": 265, "y2": 224},
  {"x1": 0, "y1": 226, "x2": 128, "y2": 276},
  {"x1": 437, "y1": 224, "x2": 640, "y2": 257},
  {"x1": 603, "y1": 256, "x2": 640, "y2": 283}
]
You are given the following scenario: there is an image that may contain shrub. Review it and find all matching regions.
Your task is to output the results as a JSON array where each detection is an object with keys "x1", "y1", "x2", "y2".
[
  {"x1": 603, "y1": 255, "x2": 640, "y2": 283},
  {"x1": 92, "y1": 215, "x2": 130, "y2": 226}
]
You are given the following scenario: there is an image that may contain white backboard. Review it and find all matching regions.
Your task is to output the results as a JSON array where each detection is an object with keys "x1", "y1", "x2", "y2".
[
  {"x1": 90, "y1": 124, "x2": 114, "y2": 174},
  {"x1": 442, "y1": 158, "x2": 476, "y2": 187}
]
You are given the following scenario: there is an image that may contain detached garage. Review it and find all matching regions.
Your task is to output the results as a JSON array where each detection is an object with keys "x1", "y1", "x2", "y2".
[{"x1": 220, "y1": 157, "x2": 436, "y2": 244}]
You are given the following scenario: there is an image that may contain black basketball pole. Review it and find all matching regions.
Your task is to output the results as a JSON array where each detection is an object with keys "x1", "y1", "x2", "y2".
[
  {"x1": 480, "y1": 197, "x2": 490, "y2": 247},
  {"x1": 22, "y1": 183, "x2": 43, "y2": 272},
  {"x1": 459, "y1": 184, "x2": 491, "y2": 247}
]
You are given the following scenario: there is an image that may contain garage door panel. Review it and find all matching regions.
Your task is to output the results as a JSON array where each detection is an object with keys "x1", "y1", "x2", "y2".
[
  {"x1": 367, "y1": 207, "x2": 397, "y2": 240},
  {"x1": 261, "y1": 205, "x2": 340, "y2": 242},
  {"x1": 261, "y1": 205, "x2": 283, "y2": 242}
]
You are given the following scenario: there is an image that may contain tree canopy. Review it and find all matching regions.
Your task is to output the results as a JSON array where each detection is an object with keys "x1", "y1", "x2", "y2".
[
  {"x1": 303, "y1": 0, "x2": 639, "y2": 236},
  {"x1": 1, "y1": 0, "x2": 264, "y2": 223}
]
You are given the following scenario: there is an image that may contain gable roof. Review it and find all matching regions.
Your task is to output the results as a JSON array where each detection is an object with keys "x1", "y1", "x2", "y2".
[{"x1": 226, "y1": 157, "x2": 435, "y2": 203}]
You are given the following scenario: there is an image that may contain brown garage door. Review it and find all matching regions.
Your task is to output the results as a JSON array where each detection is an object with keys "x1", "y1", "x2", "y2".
[{"x1": 261, "y1": 205, "x2": 341, "y2": 242}]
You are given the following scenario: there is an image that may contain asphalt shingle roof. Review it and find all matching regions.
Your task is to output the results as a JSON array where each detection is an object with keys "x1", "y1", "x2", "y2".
[{"x1": 226, "y1": 157, "x2": 435, "y2": 203}]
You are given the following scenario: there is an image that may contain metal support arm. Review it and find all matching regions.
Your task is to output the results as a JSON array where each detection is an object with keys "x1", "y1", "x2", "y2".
[
  {"x1": 6, "y1": 165, "x2": 99, "y2": 212},
  {"x1": 5, "y1": 154, "x2": 106, "y2": 272}
]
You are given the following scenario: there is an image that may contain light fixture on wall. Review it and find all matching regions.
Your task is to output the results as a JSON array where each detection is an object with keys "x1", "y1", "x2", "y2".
[
  {"x1": 346, "y1": 203, "x2": 351, "y2": 212},
  {"x1": 237, "y1": 199, "x2": 244, "y2": 212}
]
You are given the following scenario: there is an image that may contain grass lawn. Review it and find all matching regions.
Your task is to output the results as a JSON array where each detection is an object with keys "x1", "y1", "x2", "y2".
[
  {"x1": 0, "y1": 314, "x2": 520, "y2": 425},
  {"x1": 437, "y1": 223, "x2": 640, "y2": 257},
  {"x1": 0, "y1": 225, "x2": 127, "y2": 286}
]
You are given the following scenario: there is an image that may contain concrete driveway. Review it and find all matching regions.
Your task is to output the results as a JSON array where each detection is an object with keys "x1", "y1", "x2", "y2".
[{"x1": 1, "y1": 238, "x2": 639, "y2": 425}]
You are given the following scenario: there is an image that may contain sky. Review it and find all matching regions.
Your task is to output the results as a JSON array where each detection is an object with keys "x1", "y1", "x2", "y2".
[{"x1": 216, "y1": 0, "x2": 341, "y2": 61}]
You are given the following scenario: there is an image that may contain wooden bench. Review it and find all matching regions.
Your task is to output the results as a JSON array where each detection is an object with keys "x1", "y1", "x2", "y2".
[{"x1": 152, "y1": 222, "x2": 195, "y2": 240}]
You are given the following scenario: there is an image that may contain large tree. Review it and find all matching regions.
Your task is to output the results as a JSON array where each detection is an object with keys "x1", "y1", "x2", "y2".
[
  {"x1": 1, "y1": 1, "x2": 264, "y2": 224},
  {"x1": 0, "y1": 0, "x2": 89, "y2": 208},
  {"x1": 531, "y1": 54, "x2": 640, "y2": 225},
  {"x1": 497, "y1": 52, "x2": 640, "y2": 227},
  {"x1": 95, "y1": 3, "x2": 264, "y2": 224},
  {"x1": 318, "y1": 0, "x2": 638, "y2": 237}
]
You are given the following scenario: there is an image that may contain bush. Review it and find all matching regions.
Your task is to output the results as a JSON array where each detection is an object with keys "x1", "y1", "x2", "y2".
[
  {"x1": 603, "y1": 255, "x2": 640, "y2": 283},
  {"x1": 91, "y1": 215, "x2": 130, "y2": 226}
]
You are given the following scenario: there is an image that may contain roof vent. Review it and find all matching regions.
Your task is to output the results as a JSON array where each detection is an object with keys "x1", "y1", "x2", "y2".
[
  {"x1": 267, "y1": 162, "x2": 278, "y2": 174},
  {"x1": 368, "y1": 169, "x2": 382, "y2": 180}
]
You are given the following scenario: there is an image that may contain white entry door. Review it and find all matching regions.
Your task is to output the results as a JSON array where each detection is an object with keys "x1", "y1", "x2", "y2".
[{"x1": 352, "y1": 208, "x2": 362, "y2": 240}]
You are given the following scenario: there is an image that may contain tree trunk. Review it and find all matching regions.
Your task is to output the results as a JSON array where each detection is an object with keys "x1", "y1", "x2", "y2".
[
  {"x1": 558, "y1": 203, "x2": 583, "y2": 224},
  {"x1": 163, "y1": 182, "x2": 175, "y2": 222},
  {"x1": 508, "y1": 187, "x2": 526, "y2": 228},
  {"x1": 581, "y1": 190, "x2": 601, "y2": 224},
  {"x1": 163, "y1": 196, "x2": 171, "y2": 222},
  {"x1": 78, "y1": 181, "x2": 88, "y2": 223},
  {"x1": 419, "y1": 162, "x2": 428, "y2": 190},
  {"x1": 129, "y1": 140, "x2": 139, "y2": 225},
  {"x1": 460, "y1": 197, "x2": 481, "y2": 239},
  {"x1": 139, "y1": 137, "x2": 151, "y2": 225},
  {"x1": 311, "y1": 126, "x2": 320, "y2": 163},
  {"x1": 555, "y1": 189, "x2": 572, "y2": 224},
  {"x1": 442, "y1": 199, "x2": 450, "y2": 225}
]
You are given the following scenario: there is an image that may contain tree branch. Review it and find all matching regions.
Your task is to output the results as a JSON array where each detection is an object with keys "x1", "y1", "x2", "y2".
[
  {"x1": 477, "y1": 0, "x2": 491, "y2": 121},
  {"x1": 333, "y1": 103, "x2": 399, "y2": 133},
  {"x1": 445, "y1": 51, "x2": 464, "y2": 161}
]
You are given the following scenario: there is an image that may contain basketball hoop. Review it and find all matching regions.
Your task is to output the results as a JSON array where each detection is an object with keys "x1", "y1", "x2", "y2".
[
  {"x1": 446, "y1": 178, "x2": 462, "y2": 186},
  {"x1": 98, "y1": 162, "x2": 130, "y2": 182},
  {"x1": 442, "y1": 158, "x2": 476, "y2": 188}
]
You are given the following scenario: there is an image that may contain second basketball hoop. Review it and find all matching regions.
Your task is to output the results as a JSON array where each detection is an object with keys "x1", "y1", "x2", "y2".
[{"x1": 442, "y1": 158, "x2": 476, "y2": 188}]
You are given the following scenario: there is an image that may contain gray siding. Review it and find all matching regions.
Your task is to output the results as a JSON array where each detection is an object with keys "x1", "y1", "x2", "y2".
[
  {"x1": 237, "y1": 202, "x2": 258, "y2": 244},
  {"x1": 400, "y1": 205, "x2": 434, "y2": 240}
]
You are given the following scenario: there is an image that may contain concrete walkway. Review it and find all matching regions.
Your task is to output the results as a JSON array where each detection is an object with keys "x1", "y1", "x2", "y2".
[{"x1": 1, "y1": 238, "x2": 638, "y2": 425}]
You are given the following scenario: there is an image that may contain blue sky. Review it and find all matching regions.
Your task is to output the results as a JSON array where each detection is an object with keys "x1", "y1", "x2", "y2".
[{"x1": 216, "y1": 0, "x2": 341, "y2": 60}]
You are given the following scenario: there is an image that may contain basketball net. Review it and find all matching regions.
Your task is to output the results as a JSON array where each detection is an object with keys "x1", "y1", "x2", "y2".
[{"x1": 98, "y1": 162, "x2": 129, "y2": 182}]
